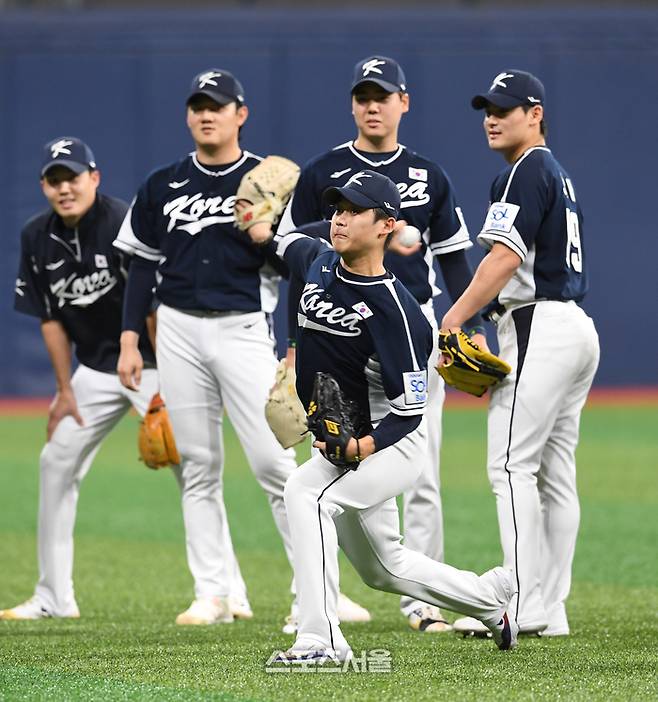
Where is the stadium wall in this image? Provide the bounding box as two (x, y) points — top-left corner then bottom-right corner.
(0, 8), (656, 394)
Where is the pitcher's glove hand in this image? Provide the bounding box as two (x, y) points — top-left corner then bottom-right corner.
(437, 330), (512, 397)
(265, 359), (308, 448)
(307, 372), (365, 469)
(234, 155), (300, 231)
(138, 393), (181, 469)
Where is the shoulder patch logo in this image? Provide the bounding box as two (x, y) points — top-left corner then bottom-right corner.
(483, 201), (520, 235)
(403, 370), (427, 405)
(352, 301), (373, 319)
(408, 167), (427, 182)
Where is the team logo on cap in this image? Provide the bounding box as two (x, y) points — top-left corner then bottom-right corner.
(490, 72), (514, 90)
(198, 71), (222, 88)
(345, 171), (372, 187)
(50, 139), (74, 158)
(362, 59), (386, 77)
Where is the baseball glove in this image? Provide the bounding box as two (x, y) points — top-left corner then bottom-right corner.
(234, 155), (300, 231)
(138, 393), (181, 469)
(307, 372), (366, 469)
(437, 330), (512, 397)
(265, 359), (308, 449)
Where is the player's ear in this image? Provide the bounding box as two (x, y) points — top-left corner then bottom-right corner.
(236, 104), (249, 126)
(529, 105), (543, 126)
(400, 92), (410, 114)
(89, 169), (101, 188)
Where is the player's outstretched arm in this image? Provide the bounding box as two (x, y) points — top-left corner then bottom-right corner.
(40, 319), (84, 440)
(118, 331), (143, 391)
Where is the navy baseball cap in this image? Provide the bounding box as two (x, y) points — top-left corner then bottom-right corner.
(323, 170), (401, 219)
(351, 56), (407, 94)
(187, 69), (245, 106)
(471, 70), (545, 110)
(41, 137), (97, 177)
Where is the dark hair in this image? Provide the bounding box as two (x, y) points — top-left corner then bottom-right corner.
(522, 104), (547, 136)
(373, 207), (396, 248)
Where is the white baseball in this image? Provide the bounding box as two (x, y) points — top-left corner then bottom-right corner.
(397, 225), (421, 247)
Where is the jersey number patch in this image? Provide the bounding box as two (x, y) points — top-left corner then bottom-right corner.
(565, 209), (583, 273)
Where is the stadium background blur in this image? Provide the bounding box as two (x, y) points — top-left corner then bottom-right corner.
(0, 1), (656, 394)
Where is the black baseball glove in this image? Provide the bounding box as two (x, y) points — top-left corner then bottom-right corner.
(307, 372), (366, 469)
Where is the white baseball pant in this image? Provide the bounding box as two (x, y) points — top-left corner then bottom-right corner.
(284, 419), (511, 653)
(488, 300), (599, 632)
(36, 363), (158, 615)
(156, 304), (296, 600)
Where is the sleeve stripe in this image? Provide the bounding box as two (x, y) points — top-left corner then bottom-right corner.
(113, 203), (162, 260)
(477, 228), (527, 260)
(383, 280), (420, 371)
(275, 231), (327, 257)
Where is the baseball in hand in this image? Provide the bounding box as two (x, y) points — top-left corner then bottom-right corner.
(397, 225), (421, 247)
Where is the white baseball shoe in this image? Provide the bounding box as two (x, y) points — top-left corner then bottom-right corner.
(337, 592), (371, 622)
(282, 593), (370, 634)
(228, 596), (253, 620)
(271, 639), (353, 665)
(452, 615), (490, 637)
(175, 597), (234, 625)
(0, 596), (79, 621)
(407, 605), (453, 633)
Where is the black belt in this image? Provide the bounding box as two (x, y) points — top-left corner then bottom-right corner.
(176, 308), (244, 318)
(484, 299), (558, 324)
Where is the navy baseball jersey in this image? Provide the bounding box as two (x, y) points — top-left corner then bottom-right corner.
(478, 146), (588, 306)
(114, 151), (284, 313)
(15, 194), (155, 372)
(279, 142), (471, 304)
(277, 231), (433, 451)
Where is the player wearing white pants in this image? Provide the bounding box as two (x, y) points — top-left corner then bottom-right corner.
(244, 170), (518, 661)
(116, 69), (300, 624)
(155, 304), (295, 601)
(279, 55), (488, 632)
(443, 70), (600, 637)
(2, 136), (165, 620)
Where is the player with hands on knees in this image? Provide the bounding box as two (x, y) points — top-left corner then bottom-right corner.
(442, 70), (600, 639)
(244, 170), (519, 663)
(1, 137), (158, 622)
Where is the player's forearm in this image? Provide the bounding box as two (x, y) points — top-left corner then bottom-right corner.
(40, 320), (74, 391)
(442, 244), (520, 328)
(437, 250), (486, 335)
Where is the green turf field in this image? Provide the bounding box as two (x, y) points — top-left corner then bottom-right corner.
(0, 405), (656, 701)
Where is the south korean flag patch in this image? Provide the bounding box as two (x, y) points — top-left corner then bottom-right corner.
(352, 301), (373, 319)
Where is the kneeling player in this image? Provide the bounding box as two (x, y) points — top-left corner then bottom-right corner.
(244, 170), (518, 661)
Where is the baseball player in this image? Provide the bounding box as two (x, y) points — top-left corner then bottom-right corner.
(114, 68), (362, 626)
(245, 171), (518, 661)
(0, 137), (159, 620)
(441, 70), (600, 637)
(277, 56), (487, 633)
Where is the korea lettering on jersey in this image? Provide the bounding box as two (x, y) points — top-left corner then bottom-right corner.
(478, 146), (588, 306)
(14, 194), (154, 373)
(114, 152), (281, 313)
(276, 231), (432, 431)
(281, 142), (472, 303)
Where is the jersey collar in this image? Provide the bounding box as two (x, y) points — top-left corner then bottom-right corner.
(191, 150), (254, 177)
(336, 261), (395, 286)
(347, 141), (405, 167)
